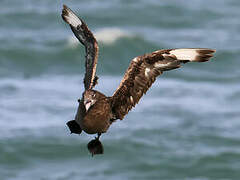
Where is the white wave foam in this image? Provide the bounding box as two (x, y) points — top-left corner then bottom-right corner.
(67, 36), (79, 47)
(67, 27), (132, 47)
(94, 27), (131, 44)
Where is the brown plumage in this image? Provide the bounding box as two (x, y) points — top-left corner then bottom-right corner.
(62, 5), (216, 156)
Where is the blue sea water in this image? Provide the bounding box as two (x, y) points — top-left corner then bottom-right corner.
(0, 0), (240, 179)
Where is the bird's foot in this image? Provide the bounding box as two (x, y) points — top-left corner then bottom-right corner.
(87, 133), (104, 156)
(66, 120), (82, 134)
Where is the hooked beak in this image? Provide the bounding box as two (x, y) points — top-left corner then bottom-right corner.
(84, 100), (92, 111)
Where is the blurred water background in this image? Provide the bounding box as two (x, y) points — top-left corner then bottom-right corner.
(0, 0), (240, 179)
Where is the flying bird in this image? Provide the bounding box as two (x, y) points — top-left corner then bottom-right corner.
(61, 5), (216, 156)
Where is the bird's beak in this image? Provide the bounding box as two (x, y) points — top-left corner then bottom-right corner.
(84, 100), (92, 111)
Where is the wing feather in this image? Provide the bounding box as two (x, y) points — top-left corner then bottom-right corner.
(111, 48), (216, 120)
(62, 5), (98, 90)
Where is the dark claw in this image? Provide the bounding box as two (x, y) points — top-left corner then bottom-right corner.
(66, 120), (82, 134)
(87, 138), (104, 156)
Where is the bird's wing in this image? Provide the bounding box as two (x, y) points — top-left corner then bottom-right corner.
(62, 5), (98, 90)
(111, 48), (216, 120)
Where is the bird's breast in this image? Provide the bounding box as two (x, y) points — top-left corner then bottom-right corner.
(80, 98), (112, 134)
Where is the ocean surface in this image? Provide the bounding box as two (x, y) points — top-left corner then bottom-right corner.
(0, 0), (240, 179)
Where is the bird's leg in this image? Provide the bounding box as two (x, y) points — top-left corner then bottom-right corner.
(87, 133), (104, 156)
(66, 120), (82, 134)
(97, 133), (101, 139)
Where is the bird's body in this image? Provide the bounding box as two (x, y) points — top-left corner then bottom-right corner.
(61, 5), (216, 156)
(77, 90), (113, 134)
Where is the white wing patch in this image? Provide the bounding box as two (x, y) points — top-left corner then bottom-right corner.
(154, 62), (172, 68)
(62, 6), (82, 28)
(130, 96), (134, 104)
(170, 49), (198, 61)
(133, 57), (139, 62)
(144, 67), (151, 77)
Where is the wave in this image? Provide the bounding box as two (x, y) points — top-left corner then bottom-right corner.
(94, 27), (133, 44)
(67, 27), (133, 47)
(0, 75), (239, 135)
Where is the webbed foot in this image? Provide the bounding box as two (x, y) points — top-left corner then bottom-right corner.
(66, 120), (82, 134)
(87, 133), (104, 156)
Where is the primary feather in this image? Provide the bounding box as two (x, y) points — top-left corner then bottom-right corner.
(62, 5), (99, 90)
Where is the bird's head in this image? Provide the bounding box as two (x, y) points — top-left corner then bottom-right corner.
(83, 90), (98, 111)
